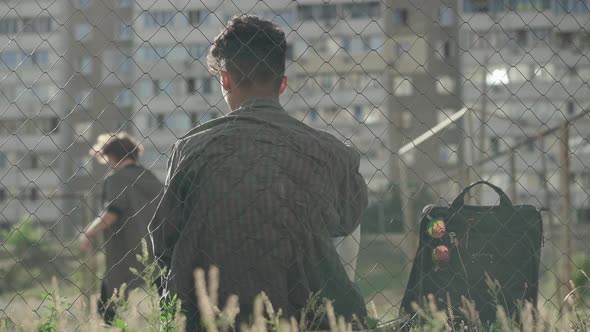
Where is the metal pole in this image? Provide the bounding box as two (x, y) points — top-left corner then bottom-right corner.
(540, 137), (553, 225)
(509, 150), (517, 202)
(398, 158), (417, 264)
(477, 56), (490, 204)
(429, 108), (590, 186)
(467, 109), (476, 203)
(559, 122), (571, 313)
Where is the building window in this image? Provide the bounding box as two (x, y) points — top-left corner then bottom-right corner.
(443, 41), (453, 59)
(117, 22), (131, 40)
(525, 139), (535, 152)
(464, 0), (489, 13)
(148, 113), (164, 129)
(513, 0), (551, 11)
(75, 24), (92, 41)
(190, 112), (199, 126)
(320, 4), (337, 20)
(0, 18), (18, 35)
(79, 56), (92, 74)
(188, 43), (208, 60)
(435, 6), (454, 27)
(567, 66), (578, 81)
(79, 0), (92, 9)
(24, 154), (39, 169)
(364, 36), (383, 51)
(119, 57), (132, 76)
(353, 105), (364, 121)
(364, 2), (381, 19)
(201, 110), (218, 122)
(0, 152), (6, 169)
(490, 137), (500, 154)
(515, 29), (529, 48)
(116, 0), (132, 7)
(33, 17), (52, 33)
(309, 108), (318, 123)
(486, 66), (510, 86)
(30, 49), (49, 67)
(32, 84), (50, 103)
(149, 78), (174, 96)
(344, 2), (381, 19)
(396, 42), (411, 57)
(439, 144), (458, 164)
(557, 31), (574, 49)
(115, 89), (133, 107)
(29, 188), (39, 201)
(439, 145), (451, 162)
(393, 8), (408, 26)
(1, 50), (20, 69)
(186, 78), (196, 94)
(325, 107), (338, 118)
(436, 76), (456, 94)
(139, 46), (156, 62)
(74, 157), (92, 177)
(573, 0), (590, 13)
(567, 99), (576, 115)
(298, 5), (313, 21)
(401, 110), (413, 128)
(165, 111), (192, 130)
(144, 11), (176, 28)
(49, 117), (59, 134)
(318, 74), (335, 91)
(201, 77), (212, 94)
(188, 10), (203, 26)
(138, 79), (153, 98)
(393, 77), (413, 96)
(22, 18), (35, 33)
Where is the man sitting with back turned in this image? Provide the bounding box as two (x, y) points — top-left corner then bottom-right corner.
(149, 15), (368, 330)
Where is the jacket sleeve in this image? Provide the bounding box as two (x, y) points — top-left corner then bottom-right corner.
(332, 145), (368, 237)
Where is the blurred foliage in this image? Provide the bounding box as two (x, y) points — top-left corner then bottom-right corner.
(362, 186), (435, 234)
(0, 215), (45, 257)
(0, 215), (63, 293)
(572, 253), (590, 300)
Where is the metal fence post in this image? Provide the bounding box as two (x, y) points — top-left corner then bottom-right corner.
(509, 150), (517, 202)
(559, 121), (572, 314)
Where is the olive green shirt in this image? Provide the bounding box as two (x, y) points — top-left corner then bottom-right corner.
(102, 164), (163, 297)
(150, 97), (368, 326)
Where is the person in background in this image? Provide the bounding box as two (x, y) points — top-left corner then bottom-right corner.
(150, 15), (368, 331)
(80, 132), (163, 325)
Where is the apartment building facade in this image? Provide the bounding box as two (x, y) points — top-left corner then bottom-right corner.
(458, 0), (590, 214)
(0, 0), (68, 228)
(130, 0), (464, 200)
(0, 0), (465, 233)
(0, 0), (134, 238)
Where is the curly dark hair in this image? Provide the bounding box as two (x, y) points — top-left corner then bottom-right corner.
(91, 132), (143, 164)
(208, 15), (287, 92)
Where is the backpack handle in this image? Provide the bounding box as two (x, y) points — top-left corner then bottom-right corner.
(450, 180), (513, 210)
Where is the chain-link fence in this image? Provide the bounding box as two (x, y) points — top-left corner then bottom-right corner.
(0, 0), (589, 329)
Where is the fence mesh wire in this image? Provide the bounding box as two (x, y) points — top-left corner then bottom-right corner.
(0, 0), (589, 329)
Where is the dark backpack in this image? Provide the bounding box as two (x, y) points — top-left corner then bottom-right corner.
(400, 181), (543, 327)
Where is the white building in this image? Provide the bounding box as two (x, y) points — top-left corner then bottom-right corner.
(0, 0), (136, 238)
(459, 0), (590, 215)
(0, 0), (68, 226)
(128, 0), (466, 205)
(0, 0), (466, 233)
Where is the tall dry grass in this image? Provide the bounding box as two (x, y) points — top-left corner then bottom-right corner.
(1, 239), (590, 331)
